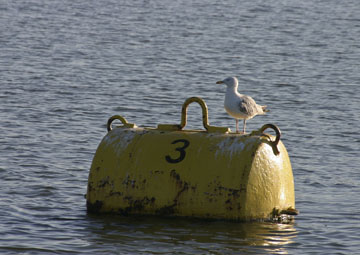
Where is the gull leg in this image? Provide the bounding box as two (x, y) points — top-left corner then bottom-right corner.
(236, 119), (239, 133)
(243, 119), (246, 134)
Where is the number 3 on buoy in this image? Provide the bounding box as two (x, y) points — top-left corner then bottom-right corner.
(165, 139), (190, 164)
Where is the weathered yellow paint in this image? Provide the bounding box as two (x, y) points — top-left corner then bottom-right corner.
(86, 97), (297, 221)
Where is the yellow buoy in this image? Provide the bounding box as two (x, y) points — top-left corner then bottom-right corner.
(86, 97), (297, 221)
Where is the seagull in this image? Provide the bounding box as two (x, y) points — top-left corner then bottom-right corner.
(216, 77), (269, 134)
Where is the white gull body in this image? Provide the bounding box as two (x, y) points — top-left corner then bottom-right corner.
(216, 77), (268, 133)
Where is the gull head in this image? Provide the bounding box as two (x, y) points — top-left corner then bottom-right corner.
(216, 77), (238, 88)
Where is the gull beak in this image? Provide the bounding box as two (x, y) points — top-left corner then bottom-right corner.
(216, 80), (224, 84)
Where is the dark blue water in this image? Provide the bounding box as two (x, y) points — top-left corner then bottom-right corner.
(1, 0), (359, 254)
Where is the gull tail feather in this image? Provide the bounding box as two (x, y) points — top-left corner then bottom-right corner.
(262, 105), (269, 113)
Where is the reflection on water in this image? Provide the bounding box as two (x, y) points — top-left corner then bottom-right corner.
(85, 215), (297, 254)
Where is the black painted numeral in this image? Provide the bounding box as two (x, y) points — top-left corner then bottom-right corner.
(165, 139), (190, 164)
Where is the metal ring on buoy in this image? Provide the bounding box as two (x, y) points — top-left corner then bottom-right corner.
(157, 97), (229, 133)
(259, 123), (281, 155)
(107, 115), (129, 132)
(180, 97), (210, 131)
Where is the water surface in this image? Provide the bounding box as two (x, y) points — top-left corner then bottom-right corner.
(1, 0), (359, 254)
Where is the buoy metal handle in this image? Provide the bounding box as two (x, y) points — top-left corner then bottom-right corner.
(157, 97), (229, 133)
(258, 123), (281, 155)
(107, 115), (136, 132)
(180, 97), (209, 130)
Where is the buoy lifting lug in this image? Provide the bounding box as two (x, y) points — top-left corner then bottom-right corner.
(157, 97), (230, 133)
(107, 115), (136, 132)
(180, 97), (210, 130)
(256, 123), (281, 155)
